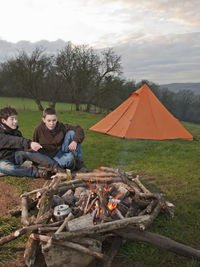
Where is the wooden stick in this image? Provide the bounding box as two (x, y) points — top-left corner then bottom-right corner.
(117, 170), (141, 195)
(56, 212), (74, 233)
(0, 224), (46, 246)
(24, 237), (39, 267)
(132, 175), (150, 193)
(50, 169), (72, 181)
(85, 197), (98, 214)
(98, 186), (108, 222)
(83, 194), (92, 214)
(21, 186), (49, 198)
(98, 166), (134, 179)
(38, 227), (59, 233)
(0, 220), (63, 246)
(34, 209), (53, 224)
(146, 200), (158, 214)
(21, 196), (30, 226)
(74, 172), (118, 178)
(55, 178), (123, 194)
(103, 236), (122, 267)
(36, 190), (53, 222)
(38, 221), (64, 233)
(142, 202), (161, 229)
(60, 177), (122, 186)
(42, 212), (74, 252)
(10, 198), (38, 217)
(54, 215), (152, 240)
(31, 234), (109, 261)
(138, 200), (158, 216)
(98, 166), (119, 173)
(20, 175), (64, 198)
(116, 229), (200, 261)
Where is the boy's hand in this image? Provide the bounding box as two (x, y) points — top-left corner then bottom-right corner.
(30, 142), (42, 151)
(68, 141), (77, 151)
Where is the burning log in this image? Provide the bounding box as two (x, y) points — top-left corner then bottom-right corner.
(85, 196), (98, 214)
(98, 186), (109, 222)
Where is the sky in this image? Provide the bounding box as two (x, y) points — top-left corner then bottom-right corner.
(0, 0), (200, 84)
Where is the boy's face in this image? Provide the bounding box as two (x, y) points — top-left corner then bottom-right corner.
(2, 115), (18, 129)
(42, 114), (58, 130)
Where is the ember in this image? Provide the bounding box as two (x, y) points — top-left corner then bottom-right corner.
(1, 166), (199, 266)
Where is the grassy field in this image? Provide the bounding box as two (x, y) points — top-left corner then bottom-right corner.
(0, 98), (200, 266)
(0, 96), (89, 112)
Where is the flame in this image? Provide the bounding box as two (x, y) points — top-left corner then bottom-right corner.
(107, 193), (121, 210)
(94, 200), (102, 215)
(86, 176), (122, 217)
(107, 201), (117, 210)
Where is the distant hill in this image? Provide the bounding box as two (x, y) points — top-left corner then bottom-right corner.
(159, 83), (200, 95)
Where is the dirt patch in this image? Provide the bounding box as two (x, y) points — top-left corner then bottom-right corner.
(0, 178), (46, 218)
(0, 181), (21, 217)
(2, 251), (26, 267)
(28, 177), (47, 191)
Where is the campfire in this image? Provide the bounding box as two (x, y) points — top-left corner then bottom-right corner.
(1, 166), (200, 267)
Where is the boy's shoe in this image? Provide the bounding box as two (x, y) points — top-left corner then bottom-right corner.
(78, 166), (89, 173)
(51, 165), (66, 174)
(37, 169), (52, 179)
(75, 159), (88, 173)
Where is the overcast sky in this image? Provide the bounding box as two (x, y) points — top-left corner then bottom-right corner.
(0, 0), (200, 84)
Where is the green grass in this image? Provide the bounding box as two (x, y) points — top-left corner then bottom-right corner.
(0, 96), (87, 112)
(0, 97), (200, 266)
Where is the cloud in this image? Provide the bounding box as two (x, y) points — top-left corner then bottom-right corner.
(83, 0), (200, 29)
(114, 32), (200, 83)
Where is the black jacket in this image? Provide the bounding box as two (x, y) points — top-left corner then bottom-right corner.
(0, 123), (31, 162)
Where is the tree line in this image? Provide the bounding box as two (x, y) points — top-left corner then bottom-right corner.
(0, 44), (199, 123)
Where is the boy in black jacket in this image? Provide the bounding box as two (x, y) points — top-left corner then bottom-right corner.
(0, 106), (53, 178)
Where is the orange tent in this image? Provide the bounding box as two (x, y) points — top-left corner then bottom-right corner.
(89, 84), (193, 140)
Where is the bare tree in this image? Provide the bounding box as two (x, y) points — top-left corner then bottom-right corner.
(56, 43), (100, 111)
(44, 65), (65, 109)
(5, 47), (53, 111)
(86, 48), (122, 112)
(56, 44), (122, 112)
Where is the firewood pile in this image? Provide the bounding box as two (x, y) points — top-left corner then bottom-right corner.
(1, 166), (200, 267)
